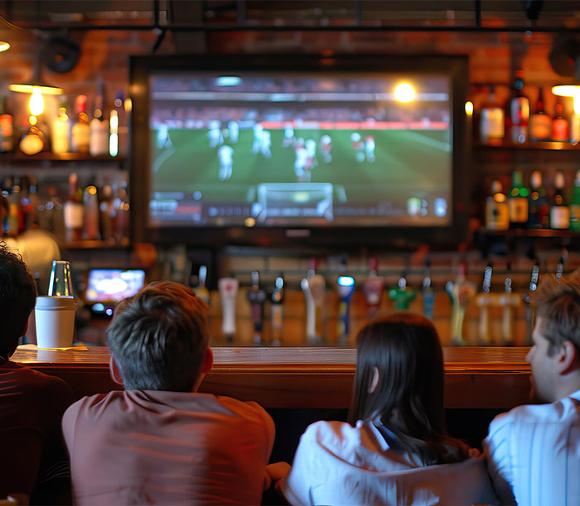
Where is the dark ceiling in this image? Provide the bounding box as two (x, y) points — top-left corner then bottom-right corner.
(1, 0), (579, 32)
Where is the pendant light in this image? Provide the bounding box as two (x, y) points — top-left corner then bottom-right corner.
(9, 47), (62, 96)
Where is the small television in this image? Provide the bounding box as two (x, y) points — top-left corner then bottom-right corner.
(130, 55), (469, 247)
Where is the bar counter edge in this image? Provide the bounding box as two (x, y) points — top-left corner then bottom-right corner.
(12, 346), (531, 410)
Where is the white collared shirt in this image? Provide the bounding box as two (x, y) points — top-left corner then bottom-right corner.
(281, 420), (497, 506)
(484, 390), (580, 506)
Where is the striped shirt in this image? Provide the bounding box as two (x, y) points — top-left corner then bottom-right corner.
(484, 390), (580, 506)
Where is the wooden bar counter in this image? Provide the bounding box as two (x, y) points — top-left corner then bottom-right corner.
(12, 346), (531, 410)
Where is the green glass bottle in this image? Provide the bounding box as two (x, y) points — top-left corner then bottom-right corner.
(571, 170), (580, 232)
(509, 170), (529, 229)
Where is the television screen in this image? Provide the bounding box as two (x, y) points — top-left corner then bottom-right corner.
(148, 71), (453, 228)
(85, 269), (146, 303)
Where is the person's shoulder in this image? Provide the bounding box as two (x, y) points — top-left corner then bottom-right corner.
(64, 390), (124, 421)
(214, 395), (271, 422)
(7, 363), (71, 396)
(301, 420), (358, 447)
(489, 399), (571, 436)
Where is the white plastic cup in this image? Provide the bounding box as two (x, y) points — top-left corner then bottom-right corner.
(35, 296), (77, 349)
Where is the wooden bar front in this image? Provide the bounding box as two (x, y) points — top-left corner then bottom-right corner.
(12, 346), (531, 410)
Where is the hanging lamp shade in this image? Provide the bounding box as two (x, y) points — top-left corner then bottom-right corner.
(0, 40), (10, 52)
(9, 51), (62, 95)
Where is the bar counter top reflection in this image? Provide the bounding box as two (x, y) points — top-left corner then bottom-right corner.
(12, 345), (531, 410)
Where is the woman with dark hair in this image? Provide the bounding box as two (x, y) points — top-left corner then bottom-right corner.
(281, 313), (497, 505)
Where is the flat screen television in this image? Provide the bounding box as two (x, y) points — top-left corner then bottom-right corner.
(130, 55), (469, 247)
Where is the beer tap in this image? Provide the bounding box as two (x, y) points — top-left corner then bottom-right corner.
(218, 277), (238, 343)
(445, 260), (476, 346)
(499, 262), (520, 346)
(191, 265), (210, 306)
(270, 274), (285, 346)
(301, 259), (326, 344)
(555, 249), (567, 281)
(388, 270), (416, 311)
(522, 261), (540, 344)
(421, 258), (435, 320)
(362, 256), (384, 318)
(336, 274), (356, 344)
(476, 262), (494, 345)
(247, 271), (266, 345)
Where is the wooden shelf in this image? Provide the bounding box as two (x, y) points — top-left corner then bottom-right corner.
(474, 141), (580, 151)
(0, 153), (126, 163)
(478, 228), (579, 239)
(62, 240), (130, 250)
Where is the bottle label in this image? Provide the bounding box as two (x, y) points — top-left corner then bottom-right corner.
(530, 115), (551, 141)
(0, 114), (13, 152)
(509, 198), (528, 223)
(552, 119), (570, 142)
(550, 206), (570, 229)
(71, 124), (90, 152)
(486, 201), (509, 230)
(510, 98), (530, 125)
(480, 108), (505, 140)
(90, 120), (110, 156)
(64, 202), (84, 229)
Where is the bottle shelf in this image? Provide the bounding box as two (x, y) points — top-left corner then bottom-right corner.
(478, 227), (579, 239)
(0, 153), (126, 163)
(62, 240), (130, 250)
(474, 141), (580, 151)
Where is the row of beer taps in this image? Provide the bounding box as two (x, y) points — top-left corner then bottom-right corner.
(190, 252), (569, 346)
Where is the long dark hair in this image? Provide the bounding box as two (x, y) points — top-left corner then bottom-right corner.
(348, 313), (469, 466)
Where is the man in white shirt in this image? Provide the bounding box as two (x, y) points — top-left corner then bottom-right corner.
(484, 272), (580, 506)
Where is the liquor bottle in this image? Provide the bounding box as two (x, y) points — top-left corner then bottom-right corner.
(19, 116), (47, 156)
(0, 95), (13, 153)
(485, 179), (509, 231)
(480, 85), (504, 145)
(6, 177), (22, 236)
(529, 88), (551, 142)
(528, 170), (549, 229)
(508, 171), (529, 228)
(509, 72), (530, 144)
(38, 185), (65, 241)
(71, 95), (90, 153)
(113, 183), (130, 244)
(570, 170), (580, 232)
(63, 173), (84, 243)
(51, 96), (70, 154)
(551, 98), (570, 142)
(99, 183), (115, 243)
(83, 184), (101, 240)
(550, 171), (570, 230)
(89, 82), (109, 156)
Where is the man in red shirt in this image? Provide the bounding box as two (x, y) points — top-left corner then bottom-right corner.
(0, 243), (73, 499)
(63, 281), (275, 505)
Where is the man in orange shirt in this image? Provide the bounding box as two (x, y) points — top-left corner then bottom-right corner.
(63, 281), (275, 505)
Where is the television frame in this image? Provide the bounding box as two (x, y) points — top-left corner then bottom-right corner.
(130, 54), (470, 249)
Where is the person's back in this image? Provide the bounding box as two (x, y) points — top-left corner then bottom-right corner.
(284, 419), (494, 506)
(64, 390), (273, 505)
(485, 274), (580, 506)
(282, 314), (497, 506)
(63, 282), (275, 505)
(0, 242), (72, 498)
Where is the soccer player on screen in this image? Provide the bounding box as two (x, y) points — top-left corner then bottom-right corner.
(252, 123), (264, 154)
(208, 120), (223, 148)
(228, 121), (239, 144)
(283, 124), (295, 147)
(351, 132), (365, 162)
(294, 141), (308, 181)
(261, 130), (272, 158)
(305, 139), (318, 173)
(218, 144), (234, 181)
(365, 135), (376, 162)
(320, 135), (332, 164)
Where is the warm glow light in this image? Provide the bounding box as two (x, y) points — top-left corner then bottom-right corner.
(29, 88), (44, 116)
(109, 110), (119, 157)
(9, 83), (63, 95)
(465, 101), (474, 116)
(393, 82), (416, 103)
(552, 85), (580, 98)
(0, 41), (10, 53)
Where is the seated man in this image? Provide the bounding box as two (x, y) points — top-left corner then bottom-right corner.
(0, 243), (73, 499)
(63, 281), (275, 505)
(485, 272), (580, 505)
